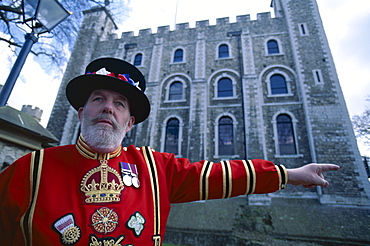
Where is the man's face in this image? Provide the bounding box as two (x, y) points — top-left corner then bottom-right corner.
(78, 89), (135, 153)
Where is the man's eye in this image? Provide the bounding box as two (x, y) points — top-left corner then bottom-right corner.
(93, 97), (103, 101)
(116, 102), (124, 107)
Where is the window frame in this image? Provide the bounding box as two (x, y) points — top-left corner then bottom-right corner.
(213, 73), (238, 100)
(168, 81), (184, 101)
(265, 37), (284, 56)
(218, 44), (229, 58)
(164, 77), (187, 103)
(217, 77), (233, 98)
(299, 23), (309, 36)
(272, 112), (302, 158)
(215, 42), (233, 60)
(267, 40), (279, 54)
(270, 74), (288, 95)
(164, 118), (180, 155)
(173, 49), (184, 63)
(312, 69), (324, 85)
(218, 116), (234, 156)
(265, 70), (293, 97)
(171, 47), (186, 64)
(133, 53), (143, 66)
(160, 116), (183, 157)
(214, 114), (239, 159)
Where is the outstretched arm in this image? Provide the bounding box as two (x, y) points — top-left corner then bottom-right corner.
(287, 163), (340, 188)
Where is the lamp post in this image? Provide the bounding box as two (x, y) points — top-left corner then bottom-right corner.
(0, 0), (71, 106)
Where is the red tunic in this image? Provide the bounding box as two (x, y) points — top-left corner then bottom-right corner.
(0, 137), (287, 246)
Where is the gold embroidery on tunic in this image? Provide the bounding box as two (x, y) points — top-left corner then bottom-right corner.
(81, 160), (124, 203)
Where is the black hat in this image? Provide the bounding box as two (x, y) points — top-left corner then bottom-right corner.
(66, 58), (150, 124)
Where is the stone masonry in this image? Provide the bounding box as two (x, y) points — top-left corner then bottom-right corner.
(47, 0), (370, 244)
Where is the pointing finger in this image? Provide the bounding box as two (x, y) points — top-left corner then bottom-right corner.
(316, 164), (340, 172)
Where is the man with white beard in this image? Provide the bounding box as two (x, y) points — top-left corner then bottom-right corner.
(0, 58), (340, 245)
(79, 89), (135, 153)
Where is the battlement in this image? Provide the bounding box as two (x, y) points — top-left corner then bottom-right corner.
(216, 17), (229, 25)
(157, 25), (170, 34)
(119, 11), (274, 38)
(195, 20), (209, 28)
(138, 28), (152, 36)
(236, 14), (251, 22)
(21, 105), (43, 122)
(257, 12), (272, 20)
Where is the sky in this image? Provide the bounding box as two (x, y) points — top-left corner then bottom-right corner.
(0, 0), (369, 154)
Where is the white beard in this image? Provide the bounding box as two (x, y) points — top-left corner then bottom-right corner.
(80, 112), (128, 153)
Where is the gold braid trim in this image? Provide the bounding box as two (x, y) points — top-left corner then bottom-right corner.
(76, 134), (122, 160)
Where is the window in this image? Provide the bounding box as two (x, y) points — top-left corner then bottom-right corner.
(133, 53), (142, 66)
(270, 74), (288, 94)
(165, 118), (180, 154)
(299, 23), (309, 36)
(313, 69), (323, 84)
(300, 24), (306, 35)
(267, 40), (279, 54)
(219, 117), (234, 155)
(169, 81), (183, 100)
(217, 78), (233, 97)
(277, 114), (297, 155)
(173, 49), (183, 62)
(218, 44), (229, 58)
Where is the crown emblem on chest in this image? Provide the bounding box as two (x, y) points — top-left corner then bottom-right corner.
(80, 160), (124, 203)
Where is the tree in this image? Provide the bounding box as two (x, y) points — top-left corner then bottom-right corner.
(352, 97), (370, 151)
(0, 0), (129, 74)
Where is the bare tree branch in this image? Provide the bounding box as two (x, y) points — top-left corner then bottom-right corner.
(0, 4), (22, 15)
(0, 36), (21, 47)
(352, 96), (370, 152)
(1, 0), (129, 76)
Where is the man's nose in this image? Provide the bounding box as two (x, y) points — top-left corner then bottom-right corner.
(102, 101), (114, 114)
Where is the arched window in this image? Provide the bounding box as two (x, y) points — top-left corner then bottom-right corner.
(217, 78), (233, 97)
(219, 116), (234, 155)
(218, 44), (229, 58)
(133, 53), (142, 66)
(277, 114), (297, 155)
(169, 81), (183, 100)
(270, 74), (288, 94)
(267, 40), (279, 54)
(165, 118), (180, 154)
(173, 49), (183, 62)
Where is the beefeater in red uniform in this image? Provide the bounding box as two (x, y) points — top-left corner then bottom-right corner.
(0, 58), (339, 245)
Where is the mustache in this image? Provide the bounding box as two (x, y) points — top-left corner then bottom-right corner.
(91, 113), (119, 128)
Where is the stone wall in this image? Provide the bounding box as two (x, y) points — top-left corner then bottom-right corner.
(165, 196), (370, 245)
(0, 141), (30, 171)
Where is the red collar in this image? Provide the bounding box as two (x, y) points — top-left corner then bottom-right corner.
(76, 134), (122, 160)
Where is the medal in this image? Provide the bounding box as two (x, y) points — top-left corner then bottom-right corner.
(54, 214), (81, 245)
(123, 174), (132, 186)
(132, 176), (140, 188)
(120, 162), (140, 188)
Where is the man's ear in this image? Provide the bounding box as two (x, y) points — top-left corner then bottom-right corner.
(77, 107), (84, 121)
(126, 116), (135, 133)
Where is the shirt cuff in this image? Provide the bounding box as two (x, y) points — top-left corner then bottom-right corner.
(276, 164), (288, 189)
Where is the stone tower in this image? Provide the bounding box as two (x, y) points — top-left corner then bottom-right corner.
(47, 0), (370, 244)
(47, 7), (117, 143)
